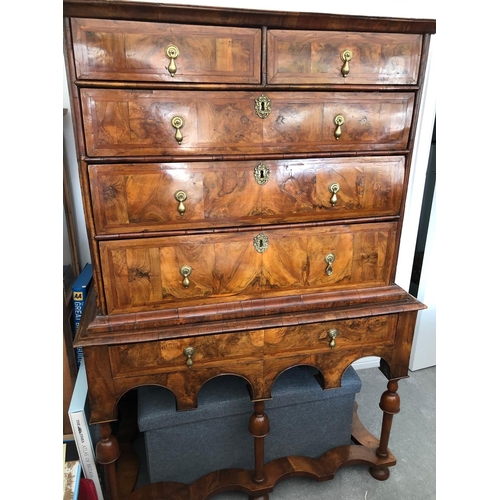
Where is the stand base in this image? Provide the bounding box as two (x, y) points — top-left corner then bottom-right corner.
(119, 404), (396, 500)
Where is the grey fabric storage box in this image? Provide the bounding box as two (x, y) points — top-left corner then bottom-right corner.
(137, 365), (361, 485)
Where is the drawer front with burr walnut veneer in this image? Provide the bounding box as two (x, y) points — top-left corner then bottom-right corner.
(64, 2), (434, 499)
(81, 89), (414, 157)
(89, 156), (405, 234)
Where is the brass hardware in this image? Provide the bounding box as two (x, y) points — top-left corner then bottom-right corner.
(329, 183), (340, 206)
(165, 44), (180, 77)
(325, 253), (335, 276)
(180, 265), (192, 288)
(341, 50), (352, 78)
(175, 190), (187, 216)
(254, 163), (270, 185)
(183, 346), (195, 368)
(254, 94), (271, 119)
(253, 233), (269, 253)
(171, 116), (184, 144)
(333, 114), (345, 140)
(328, 329), (338, 349)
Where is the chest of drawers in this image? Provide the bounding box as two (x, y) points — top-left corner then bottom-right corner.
(63, 1), (435, 498)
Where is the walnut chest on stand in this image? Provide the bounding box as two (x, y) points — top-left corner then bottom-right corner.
(63, 1), (435, 498)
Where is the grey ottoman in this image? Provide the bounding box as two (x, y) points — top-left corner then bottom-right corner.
(137, 365), (361, 485)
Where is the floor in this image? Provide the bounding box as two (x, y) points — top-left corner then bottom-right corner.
(124, 365), (436, 500)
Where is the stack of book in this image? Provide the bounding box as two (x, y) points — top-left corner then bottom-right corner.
(68, 359), (104, 500)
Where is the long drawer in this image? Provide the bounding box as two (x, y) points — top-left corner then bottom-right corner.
(81, 89), (414, 157)
(108, 314), (396, 378)
(71, 18), (261, 83)
(89, 156), (405, 235)
(99, 221), (397, 314)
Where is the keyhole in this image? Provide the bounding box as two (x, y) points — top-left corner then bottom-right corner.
(259, 239), (263, 248)
(261, 102), (265, 111)
(260, 170), (264, 179)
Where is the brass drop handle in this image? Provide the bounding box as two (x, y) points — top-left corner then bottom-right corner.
(329, 183), (340, 206)
(341, 50), (352, 78)
(183, 346), (195, 368)
(175, 190), (187, 216)
(325, 253), (335, 276)
(171, 116), (184, 144)
(334, 115), (345, 140)
(328, 329), (338, 349)
(180, 265), (192, 288)
(165, 44), (180, 77)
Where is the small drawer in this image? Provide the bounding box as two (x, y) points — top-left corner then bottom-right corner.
(267, 30), (422, 85)
(109, 330), (264, 378)
(81, 89), (414, 157)
(71, 18), (261, 83)
(89, 156), (405, 235)
(264, 315), (397, 356)
(99, 222), (397, 314)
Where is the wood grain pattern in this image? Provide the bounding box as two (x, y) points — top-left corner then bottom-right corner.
(268, 30), (422, 85)
(71, 18), (261, 83)
(81, 89), (414, 157)
(109, 330), (264, 378)
(107, 314), (394, 381)
(89, 156), (405, 235)
(99, 222), (397, 314)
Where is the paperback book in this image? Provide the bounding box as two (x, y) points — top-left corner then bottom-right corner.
(68, 359), (105, 500)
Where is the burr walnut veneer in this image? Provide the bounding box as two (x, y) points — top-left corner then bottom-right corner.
(63, 1), (435, 498)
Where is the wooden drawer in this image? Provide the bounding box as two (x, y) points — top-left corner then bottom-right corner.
(81, 89), (414, 157)
(109, 330), (264, 378)
(108, 314), (396, 378)
(264, 314), (397, 356)
(71, 18), (261, 83)
(267, 30), (422, 85)
(99, 222), (397, 314)
(89, 156), (405, 235)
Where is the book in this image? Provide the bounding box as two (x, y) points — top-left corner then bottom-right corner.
(68, 359), (105, 500)
(72, 263), (93, 367)
(63, 459), (81, 500)
(79, 478), (99, 500)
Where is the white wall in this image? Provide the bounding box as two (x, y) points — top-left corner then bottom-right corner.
(63, 62), (92, 267)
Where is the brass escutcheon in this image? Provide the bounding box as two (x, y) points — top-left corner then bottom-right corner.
(334, 114), (345, 141)
(329, 183), (340, 206)
(165, 44), (180, 77)
(253, 233), (269, 253)
(175, 190), (187, 216)
(341, 50), (352, 78)
(254, 162), (270, 185)
(183, 346), (195, 368)
(254, 94), (271, 119)
(328, 329), (338, 349)
(325, 253), (336, 276)
(171, 116), (184, 144)
(180, 265), (192, 288)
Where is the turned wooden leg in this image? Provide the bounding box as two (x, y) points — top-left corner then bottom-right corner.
(96, 423), (121, 500)
(369, 380), (400, 481)
(248, 401), (270, 499)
